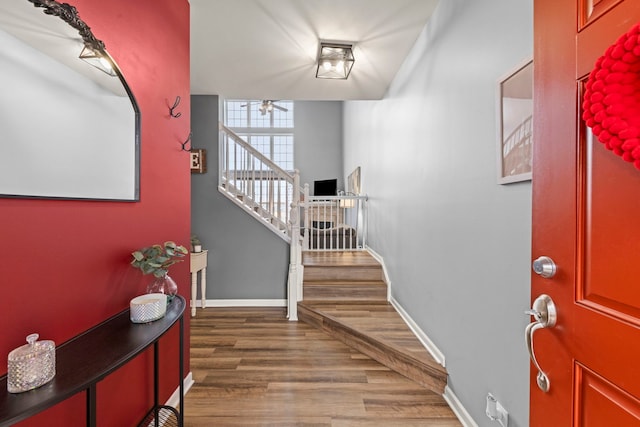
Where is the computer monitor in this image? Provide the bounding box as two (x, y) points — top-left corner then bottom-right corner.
(313, 179), (337, 196)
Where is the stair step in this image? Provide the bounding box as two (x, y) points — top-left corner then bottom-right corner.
(302, 251), (384, 281)
(303, 265), (384, 282)
(299, 250), (447, 394)
(298, 302), (447, 394)
(303, 280), (387, 302)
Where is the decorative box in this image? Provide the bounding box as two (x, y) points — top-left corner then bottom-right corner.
(7, 333), (56, 393)
(130, 293), (167, 323)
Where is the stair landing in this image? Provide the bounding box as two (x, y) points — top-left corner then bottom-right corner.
(298, 251), (448, 394)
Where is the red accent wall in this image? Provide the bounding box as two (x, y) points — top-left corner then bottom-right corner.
(0, 0), (191, 425)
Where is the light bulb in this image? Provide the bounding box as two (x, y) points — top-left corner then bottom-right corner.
(336, 60), (344, 70)
(323, 60), (332, 71)
(99, 57), (113, 72)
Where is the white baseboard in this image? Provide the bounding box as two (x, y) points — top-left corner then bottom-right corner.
(365, 246), (446, 367)
(443, 385), (479, 427)
(195, 299), (287, 308)
(166, 371), (194, 408)
(389, 296), (446, 367)
(364, 248), (474, 426)
(364, 246), (392, 299)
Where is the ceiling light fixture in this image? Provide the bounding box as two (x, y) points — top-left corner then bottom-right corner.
(316, 42), (355, 80)
(79, 45), (117, 76)
(259, 100), (274, 115)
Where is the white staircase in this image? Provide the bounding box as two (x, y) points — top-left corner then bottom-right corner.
(218, 123), (300, 241)
(217, 123), (368, 320)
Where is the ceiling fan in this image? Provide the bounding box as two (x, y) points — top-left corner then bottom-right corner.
(241, 100), (289, 115)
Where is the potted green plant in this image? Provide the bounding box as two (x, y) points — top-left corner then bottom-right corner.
(131, 241), (188, 298)
(191, 235), (202, 253)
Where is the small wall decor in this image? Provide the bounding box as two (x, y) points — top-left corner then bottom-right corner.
(347, 166), (361, 195)
(582, 23), (640, 170)
(496, 58), (533, 184)
(190, 148), (207, 174)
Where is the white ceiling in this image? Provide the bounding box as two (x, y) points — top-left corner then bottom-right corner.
(190, 0), (439, 100)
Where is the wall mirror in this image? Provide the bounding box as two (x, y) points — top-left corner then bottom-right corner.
(0, 0), (140, 200)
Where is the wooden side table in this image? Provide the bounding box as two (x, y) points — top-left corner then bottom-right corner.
(190, 250), (208, 317)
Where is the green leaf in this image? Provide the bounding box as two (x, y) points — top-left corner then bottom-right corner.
(130, 240), (188, 277)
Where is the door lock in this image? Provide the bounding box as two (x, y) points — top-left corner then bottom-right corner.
(532, 256), (557, 278)
(525, 294), (557, 392)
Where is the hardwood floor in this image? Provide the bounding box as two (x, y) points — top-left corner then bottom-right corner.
(299, 251), (448, 394)
(185, 307), (461, 426)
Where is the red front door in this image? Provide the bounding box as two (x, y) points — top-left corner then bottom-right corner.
(532, 0), (640, 425)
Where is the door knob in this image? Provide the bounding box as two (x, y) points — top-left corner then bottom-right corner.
(525, 294), (557, 392)
(532, 256), (557, 278)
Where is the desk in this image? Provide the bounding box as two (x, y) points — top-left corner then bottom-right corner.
(0, 296), (185, 427)
(190, 250), (208, 317)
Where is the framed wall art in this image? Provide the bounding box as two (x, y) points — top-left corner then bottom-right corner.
(347, 166), (361, 195)
(496, 58), (533, 184)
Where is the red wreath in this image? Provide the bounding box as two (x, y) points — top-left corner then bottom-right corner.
(582, 22), (640, 170)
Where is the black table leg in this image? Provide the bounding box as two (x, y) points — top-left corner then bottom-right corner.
(179, 315), (184, 426)
(154, 341), (159, 427)
(87, 384), (96, 427)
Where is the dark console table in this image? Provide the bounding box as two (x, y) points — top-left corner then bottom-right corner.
(0, 295), (185, 427)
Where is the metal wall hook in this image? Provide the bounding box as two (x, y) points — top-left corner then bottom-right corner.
(180, 131), (192, 151)
(169, 96), (182, 118)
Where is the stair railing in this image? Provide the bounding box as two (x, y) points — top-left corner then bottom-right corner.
(219, 123), (303, 320)
(287, 172), (302, 321)
(219, 123), (302, 239)
(502, 115), (532, 175)
(218, 124), (368, 319)
(301, 184), (368, 252)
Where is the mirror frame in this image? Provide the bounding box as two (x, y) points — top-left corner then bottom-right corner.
(4, 0), (141, 201)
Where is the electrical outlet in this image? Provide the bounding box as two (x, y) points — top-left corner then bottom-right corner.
(486, 393), (508, 427)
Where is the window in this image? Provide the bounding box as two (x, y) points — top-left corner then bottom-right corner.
(224, 100), (294, 171)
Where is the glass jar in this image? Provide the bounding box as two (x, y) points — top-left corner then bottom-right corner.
(7, 333), (56, 393)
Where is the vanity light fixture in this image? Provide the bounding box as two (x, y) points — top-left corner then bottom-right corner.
(79, 45), (117, 76)
(316, 42), (355, 80)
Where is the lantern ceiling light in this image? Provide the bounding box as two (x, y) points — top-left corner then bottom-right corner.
(316, 42), (355, 80)
(79, 45), (116, 76)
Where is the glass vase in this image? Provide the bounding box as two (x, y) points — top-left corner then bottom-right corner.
(146, 273), (178, 302)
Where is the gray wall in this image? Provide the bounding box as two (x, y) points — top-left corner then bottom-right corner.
(191, 95), (289, 300)
(191, 96), (344, 301)
(343, 1), (532, 426)
(294, 101), (344, 192)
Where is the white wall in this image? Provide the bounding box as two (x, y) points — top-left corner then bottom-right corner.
(343, 1), (532, 425)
